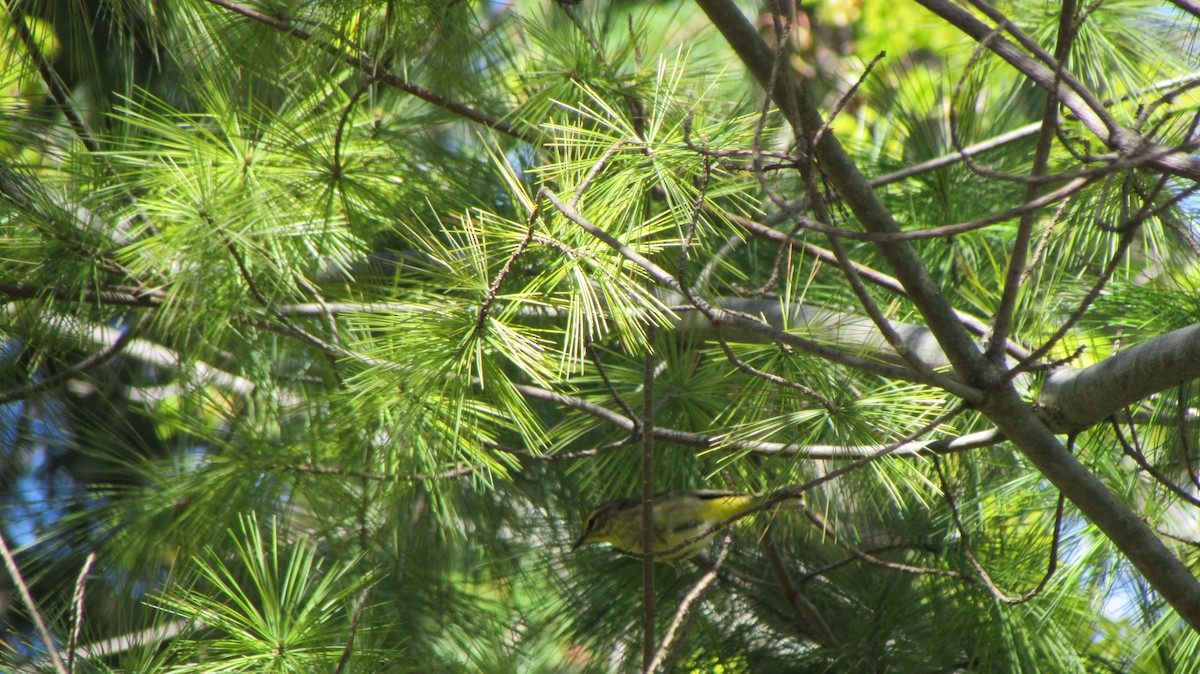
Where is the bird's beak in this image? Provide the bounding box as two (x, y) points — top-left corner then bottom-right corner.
(571, 532), (589, 551)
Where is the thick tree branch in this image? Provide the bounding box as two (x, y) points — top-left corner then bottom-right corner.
(1040, 324), (1200, 434)
(32, 274), (1191, 442)
(983, 386), (1200, 630)
(696, 0), (990, 386)
(1167, 0), (1200, 20)
(697, 0), (1200, 632)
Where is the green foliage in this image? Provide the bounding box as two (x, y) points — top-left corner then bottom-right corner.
(152, 515), (380, 673)
(2, 0), (1199, 671)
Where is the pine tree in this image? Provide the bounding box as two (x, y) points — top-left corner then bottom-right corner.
(2, 0), (1200, 671)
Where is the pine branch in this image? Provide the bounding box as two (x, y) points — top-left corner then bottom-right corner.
(698, 0), (1200, 633)
(201, 0), (541, 144)
(1042, 324), (1200, 433)
(0, 532), (69, 674)
(914, 0), (1200, 180)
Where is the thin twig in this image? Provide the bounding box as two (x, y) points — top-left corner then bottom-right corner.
(1007, 228), (1136, 379)
(755, 69), (1200, 202)
(711, 328), (838, 412)
(806, 508), (967, 581)
(1179, 385), (1200, 490)
(333, 587), (372, 674)
(676, 156), (713, 288)
(1111, 415), (1200, 507)
(586, 342), (640, 430)
(633, 405), (968, 562)
(647, 532), (733, 673)
(3, 0), (98, 152)
(640, 323), (657, 672)
(679, 150), (840, 410)
(222, 237), (345, 359)
(932, 455), (1065, 604)
(810, 50), (886, 149)
(282, 422), (1001, 488)
(0, 532), (70, 674)
(473, 213), (538, 340)
(745, 174), (1100, 243)
(762, 538), (839, 647)
(572, 142), (630, 209)
(987, 0), (1079, 359)
(331, 79), (375, 181)
(1018, 195), (1072, 285)
(1149, 521), (1200, 547)
(946, 28), (1042, 186)
(792, 542), (945, 584)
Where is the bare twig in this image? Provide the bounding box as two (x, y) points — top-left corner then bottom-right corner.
(636, 405), (968, 562)
(810, 50), (887, 149)
(987, 0), (1078, 360)
(1179, 385), (1200, 490)
(222, 237), (347, 363)
(711, 328), (839, 412)
(933, 456), (1064, 604)
(803, 509), (967, 581)
(586, 342), (640, 429)
(572, 142), (630, 209)
(0, 532), (70, 674)
(473, 214), (538, 340)
(3, 0), (98, 152)
(762, 539), (839, 647)
(647, 532), (734, 673)
(640, 323), (657, 672)
(792, 542), (948, 584)
(1008, 228), (1135, 379)
(1111, 415), (1200, 508)
(1149, 521), (1200, 547)
(331, 79), (375, 181)
(333, 587), (372, 674)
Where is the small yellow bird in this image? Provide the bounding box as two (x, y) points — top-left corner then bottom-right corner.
(572, 490), (776, 562)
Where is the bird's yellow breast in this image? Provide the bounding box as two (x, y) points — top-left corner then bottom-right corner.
(579, 491), (763, 562)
